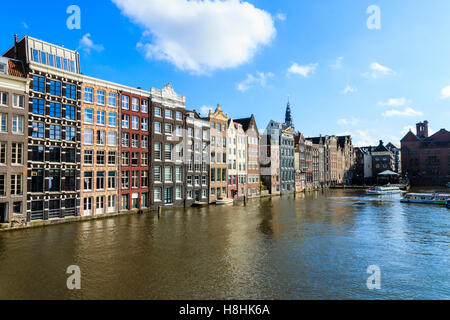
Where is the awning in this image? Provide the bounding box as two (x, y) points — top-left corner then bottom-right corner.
(378, 170), (400, 176)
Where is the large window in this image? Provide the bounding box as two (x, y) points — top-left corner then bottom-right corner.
(66, 84), (77, 100)
(32, 146), (44, 162)
(97, 150), (105, 165)
(122, 152), (129, 166)
(154, 167), (161, 182)
(32, 122), (44, 138)
(108, 93), (117, 107)
(122, 96), (129, 109)
(97, 110), (105, 125)
(65, 170), (76, 191)
(132, 152), (139, 166)
(132, 134), (139, 148)
(141, 135), (148, 149)
(108, 171), (116, 189)
(132, 116), (139, 130)
(0, 174), (6, 196)
(165, 167), (173, 182)
(65, 126), (76, 141)
(0, 114), (6, 132)
(11, 174), (22, 195)
(13, 94), (24, 108)
(122, 171), (129, 189)
(122, 114), (129, 128)
(96, 130), (105, 145)
(0, 92), (7, 106)
(84, 129), (94, 145)
(96, 172), (105, 190)
(0, 142), (5, 164)
(141, 118), (148, 131)
(66, 105), (76, 120)
(132, 98), (139, 111)
(49, 103), (61, 118)
(66, 148), (76, 163)
(165, 144), (172, 161)
(32, 99), (45, 115)
(141, 171), (148, 188)
(132, 171), (139, 188)
(50, 81), (61, 96)
(108, 151), (116, 165)
(108, 132), (117, 147)
(84, 172), (93, 190)
(84, 150), (93, 165)
(49, 125), (61, 140)
(32, 76), (45, 92)
(122, 133), (129, 147)
(164, 187), (173, 204)
(49, 147), (61, 162)
(141, 100), (148, 113)
(108, 112), (117, 127)
(49, 169), (61, 192)
(97, 90), (105, 105)
(154, 143), (161, 160)
(154, 188), (162, 202)
(141, 152), (148, 166)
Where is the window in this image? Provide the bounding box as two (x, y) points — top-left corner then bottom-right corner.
(202, 176), (207, 185)
(141, 152), (148, 166)
(132, 152), (139, 166)
(66, 84), (77, 100)
(84, 129), (94, 145)
(122, 114), (129, 128)
(84, 150), (93, 165)
(50, 81), (61, 96)
(122, 96), (129, 109)
(132, 116), (139, 130)
(122, 133), (129, 147)
(108, 112), (117, 127)
(132, 98), (139, 111)
(132, 134), (139, 148)
(122, 152), (130, 166)
(12, 115), (24, 134)
(96, 196), (105, 214)
(32, 99), (45, 115)
(0, 142), (5, 164)
(141, 118), (148, 131)
(32, 146), (44, 162)
(154, 107), (161, 117)
(31, 201), (44, 220)
(56, 56), (62, 69)
(96, 130), (105, 145)
(176, 186), (182, 200)
(11, 143), (23, 165)
(65, 126), (76, 142)
(165, 123), (173, 135)
(108, 151), (116, 165)
(122, 171), (130, 189)
(32, 76), (45, 92)
(141, 171), (148, 188)
(97, 90), (105, 105)
(154, 167), (161, 182)
(31, 170), (44, 193)
(176, 125), (182, 136)
(84, 172), (93, 190)
(41, 52), (47, 65)
(0, 92), (7, 106)
(165, 167), (173, 182)
(13, 202), (22, 215)
(108, 195), (116, 213)
(97, 172), (105, 190)
(108, 93), (117, 107)
(32, 122), (44, 138)
(66, 105), (76, 120)
(141, 100), (148, 113)
(0, 114), (6, 132)
(165, 109), (173, 119)
(66, 148), (76, 163)
(187, 176), (192, 185)
(165, 144), (172, 161)
(49, 147), (61, 162)
(164, 187), (173, 204)
(49, 169), (61, 192)
(85, 108), (94, 124)
(176, 167), (182, 182)
(155, 122), (161, 134)
(97, 110), (105, 125)
(154, 188), (162, 202)
(121, 195), (129, 210)
(49, 125), (61, 140)
(11, 174), (22, 195)
(108, 172), (116, 189)
(108, 132), (117, 146)
(140, 135), (148, 149)
(13, 94), (25, 108)
(176, 112), (182, 120)
(84, 88), (94, 103)
(154, 143), (162, 160)
(49, 103), (61, 118)
(65, 170), (76, 191)
(97, 150), (106, 165)
(0, 63), (6, 74)
(141, 193), (148, 208)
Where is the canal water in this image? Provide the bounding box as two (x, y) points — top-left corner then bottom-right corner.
(0, 189), (448, 300)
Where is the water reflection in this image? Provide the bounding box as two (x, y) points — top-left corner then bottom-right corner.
(0, 190), (448, 300)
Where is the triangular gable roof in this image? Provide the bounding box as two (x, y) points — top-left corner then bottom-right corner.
(426, 129), (450, 142)
(401, 131), (421, 143)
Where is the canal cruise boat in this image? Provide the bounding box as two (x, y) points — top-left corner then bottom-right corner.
(365, 186), (403, 195)
(401, 193), (450, 205)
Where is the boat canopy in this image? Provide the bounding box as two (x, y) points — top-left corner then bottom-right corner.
(378, 170), (400, 176)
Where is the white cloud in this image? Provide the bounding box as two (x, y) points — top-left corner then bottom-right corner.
(276, 13), (286, 21)
(401, 125), (415, 135)
(382, 107), (423, 117)
(330, 56), (343, 70)
(440, 86), (450, 99)
(378, 97), (407, 107)
(113, 0), (276, 74)
(79, 33), (104, 54)
(22, 22), (29, 29)
(341, 85), (357, 95)
(199, 105), (214, 117)
(363, 62), (396, 79)
(237, 71), (274, 92)
(337, 117), (360, 126)
(352, 130), (379, 147)
(287, 62), (318, 77)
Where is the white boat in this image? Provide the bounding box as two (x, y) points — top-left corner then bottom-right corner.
(215, 198), (233, 205)
(401, 193), (450, 205)
(365, 186), (403, 195)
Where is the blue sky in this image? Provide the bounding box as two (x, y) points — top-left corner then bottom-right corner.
(1, 0), (450, 146)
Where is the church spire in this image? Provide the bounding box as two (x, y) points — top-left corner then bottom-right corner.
(285, 99), (294, 128)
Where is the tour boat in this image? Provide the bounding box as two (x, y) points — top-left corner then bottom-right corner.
(365, 186), (403, 195)
(401, 193), (450, 205)
(215, 198), (234, 205)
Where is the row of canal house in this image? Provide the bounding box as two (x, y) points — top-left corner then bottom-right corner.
(0, 35), (268, 226)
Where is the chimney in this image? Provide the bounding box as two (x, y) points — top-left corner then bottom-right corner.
(13, 34), (18, 59)
(416, 120), (429, 139)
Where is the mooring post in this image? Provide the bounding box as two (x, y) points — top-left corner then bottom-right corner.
(158, 206), (162, 218)
(244, 196), (247, 206)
